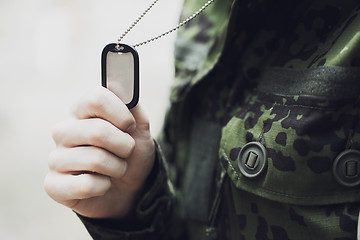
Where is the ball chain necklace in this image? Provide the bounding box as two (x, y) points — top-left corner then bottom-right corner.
(101, 0), (215, 108)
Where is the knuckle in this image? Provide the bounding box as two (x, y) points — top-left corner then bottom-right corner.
(76, 175), (110, 199)
(44, 173), (59, 200)
(88, 90), (107, 113)
(51, 120), (75, 144)
(43, 174), (53, 196)
(77, 177), (96, 198)
(89, 125), (108, 146)
(51, 122), (66, 143)
(115, 161), (128, 178)
(69, 99), (81, 117)
(124, 137), (135, 157)
(90, 150), (106, 171)
(70, 87), (110, 119)
(47, 151), (59, 170)
(121, 114), (136, 129)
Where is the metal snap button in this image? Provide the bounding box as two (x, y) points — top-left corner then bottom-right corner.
(237, 142), (267, 178)
(332, 149), (360, 187)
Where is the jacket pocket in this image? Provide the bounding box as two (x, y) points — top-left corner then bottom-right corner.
(219, 66), (360, 205)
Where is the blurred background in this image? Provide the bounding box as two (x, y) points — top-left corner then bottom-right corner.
(0, 0), (183, 239)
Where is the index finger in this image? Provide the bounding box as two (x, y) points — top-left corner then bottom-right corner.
(71, 87), (136, 132)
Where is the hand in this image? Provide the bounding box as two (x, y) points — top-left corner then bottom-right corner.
(44, 87), (155, 218)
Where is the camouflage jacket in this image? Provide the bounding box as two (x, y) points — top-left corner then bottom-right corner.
(80, 0), (360, 239)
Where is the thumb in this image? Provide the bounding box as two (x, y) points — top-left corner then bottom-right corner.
(129, 103), (151, 135)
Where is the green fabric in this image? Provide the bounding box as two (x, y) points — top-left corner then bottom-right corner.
(171, 0), (233, 102)
(219, 92), (360, 205)
(183, 119), (222, 222)
(165, 0), (360, 238)
(80, 0), (360, 239)
(228, 183), (359, 240)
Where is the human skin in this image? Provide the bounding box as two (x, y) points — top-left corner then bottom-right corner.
(44, 86), (155, 218)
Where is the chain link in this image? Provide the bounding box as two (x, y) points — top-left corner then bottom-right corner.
(117, 0), (215, 48)
(117, 0), (160, 44)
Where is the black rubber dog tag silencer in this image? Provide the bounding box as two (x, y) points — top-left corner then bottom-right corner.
(101, 43), (139, 109)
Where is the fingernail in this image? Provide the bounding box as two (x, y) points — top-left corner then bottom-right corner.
(126, 124), (136, 134)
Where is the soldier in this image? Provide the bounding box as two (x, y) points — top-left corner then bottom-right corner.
(45, 0), (360, 239)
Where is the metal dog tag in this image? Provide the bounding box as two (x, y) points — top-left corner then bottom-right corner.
(101, 43), (139, 109)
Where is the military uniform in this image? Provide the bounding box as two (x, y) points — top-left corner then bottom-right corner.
(80, 0), (360, 239)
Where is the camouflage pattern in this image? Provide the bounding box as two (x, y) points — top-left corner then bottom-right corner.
(162, 0), (360, 239)
(81, 0), (360, 239)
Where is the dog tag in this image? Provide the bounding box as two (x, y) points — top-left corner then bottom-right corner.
(101, 43), (139, 108)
